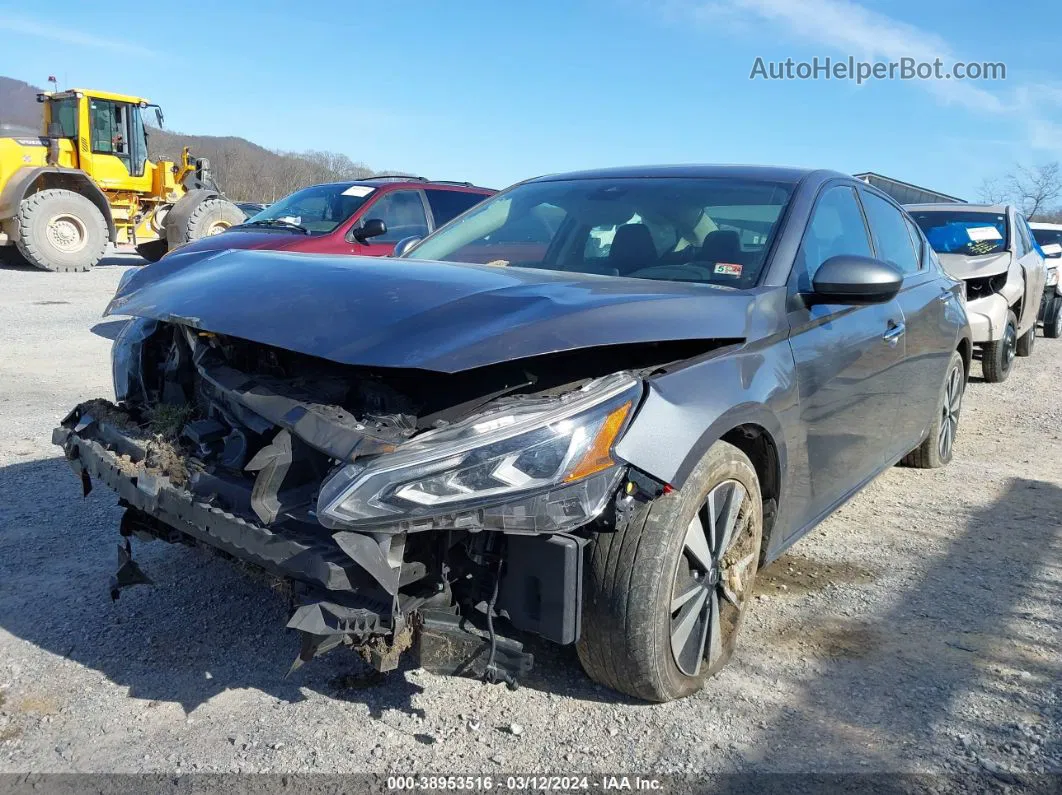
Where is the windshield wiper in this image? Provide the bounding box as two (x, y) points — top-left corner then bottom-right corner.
(238, 219), (310, 235)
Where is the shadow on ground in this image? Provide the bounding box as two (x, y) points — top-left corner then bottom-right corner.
(715, 477), (1062, 785)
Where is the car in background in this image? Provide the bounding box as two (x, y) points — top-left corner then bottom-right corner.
(236, 202), (269, 219)
(57, 165), (971, 703)
(169, 176), (494, 258)
(1031, 221), (1062, 338)
(908, 204), (1047, 382)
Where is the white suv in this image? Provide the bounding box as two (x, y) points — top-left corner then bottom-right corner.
(1031, 221), (1062, 338)
(908, 204), (1048, 382)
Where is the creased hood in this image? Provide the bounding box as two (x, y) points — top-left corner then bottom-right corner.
(107, 249), (752, 373)
(938, 252), (1012, 281)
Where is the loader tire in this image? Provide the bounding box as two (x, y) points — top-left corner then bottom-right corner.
(181, 198), (244, 241)
(15, 189), (108, 272)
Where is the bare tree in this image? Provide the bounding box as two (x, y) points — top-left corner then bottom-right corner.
(977, 163), (1062, 220)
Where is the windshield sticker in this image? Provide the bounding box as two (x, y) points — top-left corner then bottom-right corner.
(966, 226), (1003, 242)
(342, 185), (374, 197)
(714, 263), (743, 277)
(1042, 243), (1062, 256)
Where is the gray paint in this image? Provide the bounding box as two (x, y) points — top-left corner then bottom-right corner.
(108, 165), (972, 566)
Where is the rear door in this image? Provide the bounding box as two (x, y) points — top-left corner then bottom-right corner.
(424, 189), (490, 231)
(786, 183), (905, 530)
(859, 189), (955, 456)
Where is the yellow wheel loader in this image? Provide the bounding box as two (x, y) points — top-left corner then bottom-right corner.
(0, 88), (244, 271)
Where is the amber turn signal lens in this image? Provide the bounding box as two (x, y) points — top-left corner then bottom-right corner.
(563, 401), (632, 483)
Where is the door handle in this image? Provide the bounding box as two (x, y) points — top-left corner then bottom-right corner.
(883, 322), (905, 346)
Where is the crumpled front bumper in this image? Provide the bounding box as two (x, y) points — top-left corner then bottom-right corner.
(52, 420), (363, 593)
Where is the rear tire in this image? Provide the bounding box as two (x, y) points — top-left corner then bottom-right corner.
(981, 311), (1017, 383)
(14, 189), (108, 272)
(576, 441), (763, 702)
(181, 198), (244, 241)
(901, 350), (965, 469)
(1044, 296), (1062, 339)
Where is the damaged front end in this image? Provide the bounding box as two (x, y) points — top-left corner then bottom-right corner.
(54, 317), (660, 686)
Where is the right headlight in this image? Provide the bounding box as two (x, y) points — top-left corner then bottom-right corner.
(316, 372), (642, 534)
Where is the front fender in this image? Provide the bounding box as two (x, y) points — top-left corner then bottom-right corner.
(614, 339), (796, 491)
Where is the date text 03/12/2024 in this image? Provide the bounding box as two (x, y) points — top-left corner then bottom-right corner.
(385, 775), (665, 791)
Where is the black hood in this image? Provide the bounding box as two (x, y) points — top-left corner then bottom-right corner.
(107, 249), (753, 373)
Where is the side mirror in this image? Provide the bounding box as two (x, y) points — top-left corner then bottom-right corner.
(350, 218), (386, 243)
(805, 255), (902, 306)
(393, 235), (423, 258)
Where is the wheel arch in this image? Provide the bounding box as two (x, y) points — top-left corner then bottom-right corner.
(0, 167), (116, 243)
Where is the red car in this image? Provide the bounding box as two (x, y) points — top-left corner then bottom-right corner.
(168, 177), (494, 258)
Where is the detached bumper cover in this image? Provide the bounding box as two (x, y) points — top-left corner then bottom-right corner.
(52, 421), (361, 593)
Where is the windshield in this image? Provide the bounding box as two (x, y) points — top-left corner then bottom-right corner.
(409, 177), (793, 287)
(1033, 227), (1062, 257)
(244, 183), (375, 233)
(911, 210), (1009, 257)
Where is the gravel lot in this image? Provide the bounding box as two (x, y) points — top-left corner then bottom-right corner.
(0, 261), (1059, 788)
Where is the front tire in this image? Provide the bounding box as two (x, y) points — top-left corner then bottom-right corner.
(577, 441), (763, 702)
(901, 350), (965, 469)
(181, 198), (244, 241)
(14, 189), (108, 272)
(981, 310), (1017, 383)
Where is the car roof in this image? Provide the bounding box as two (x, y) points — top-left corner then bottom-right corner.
(306, 178), (494, 192)
(525, 164), (832, 185)
(906, 202), (1009, 214)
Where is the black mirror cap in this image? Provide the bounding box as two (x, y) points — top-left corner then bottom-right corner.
(807, 255), (903, 305)
(351, 218), (387, 243)
(393, 235), (423, 258)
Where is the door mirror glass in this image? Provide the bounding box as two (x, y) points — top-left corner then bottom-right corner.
(808, 255), (902, 305)
(393, 236), (423, 257)
(351, 218), (387, 242)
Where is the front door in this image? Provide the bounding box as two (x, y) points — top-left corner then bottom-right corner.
(785, 184), (905, 532)
(352, 189), (431, 256)
(860, 190), (956, 456)
(1013, 213), (1047, 334)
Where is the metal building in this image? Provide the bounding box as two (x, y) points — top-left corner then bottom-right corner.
(854, 172), (965, 205)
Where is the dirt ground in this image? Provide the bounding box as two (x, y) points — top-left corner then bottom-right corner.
(0, 260), (1059, 789)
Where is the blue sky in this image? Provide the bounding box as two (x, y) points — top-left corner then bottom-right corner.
(1, 0), (1060, 199)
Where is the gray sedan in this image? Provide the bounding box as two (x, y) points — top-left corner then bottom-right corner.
(55, 165), (972, 702)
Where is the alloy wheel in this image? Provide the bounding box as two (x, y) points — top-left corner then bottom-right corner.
(937, 363), (963, 460)
(670, 480), (757, 676)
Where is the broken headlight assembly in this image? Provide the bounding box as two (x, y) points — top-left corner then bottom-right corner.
(317, 372), (642, 534)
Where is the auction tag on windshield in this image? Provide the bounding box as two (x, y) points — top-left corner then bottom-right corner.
(966, 226), (1003, 242)
(1042, 243), (1062, 256)
(714, 263), (743, 276)
(341, 185), (374, 197)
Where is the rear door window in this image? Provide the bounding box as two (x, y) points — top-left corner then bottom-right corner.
(425, 190), (488, 229)
(861, 192), (920, 275)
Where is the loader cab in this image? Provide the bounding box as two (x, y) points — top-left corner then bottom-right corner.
(42, 89), (157, 192)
